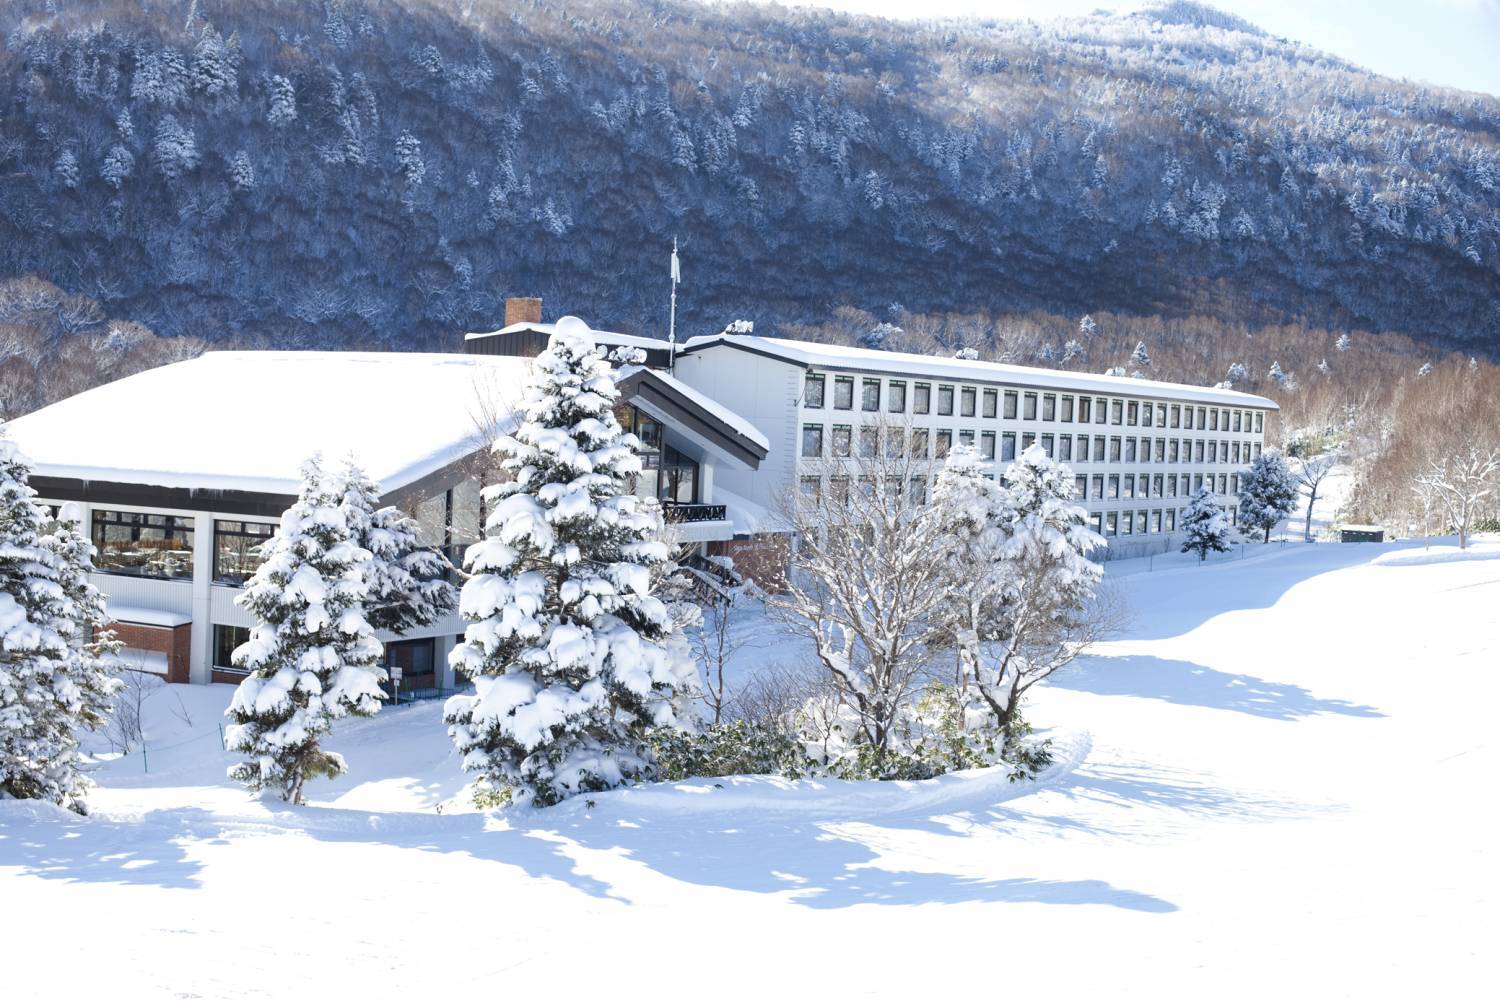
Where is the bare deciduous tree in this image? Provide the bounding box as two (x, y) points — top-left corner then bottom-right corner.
(1294, 451), (1342, 541)
(1417, 441), (1500, 549)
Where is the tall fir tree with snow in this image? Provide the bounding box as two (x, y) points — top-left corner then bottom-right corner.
(1180, 487), (1233, 562)
(1268, 361), (1288, 386)
(336, 459), (457, 635)
(224, 457), (385, 804)
(0, 438), (120, 813)
(1130, 341), (1151, 369)
(1335, 334), (1353, 352)
(1237, 452), (1299, 543)
(444, 317), (698, 808)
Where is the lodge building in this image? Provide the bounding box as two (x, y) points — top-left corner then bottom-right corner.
(6, 297), (1275, 690)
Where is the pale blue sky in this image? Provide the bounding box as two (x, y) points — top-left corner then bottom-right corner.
(749, 1), (1500, 97)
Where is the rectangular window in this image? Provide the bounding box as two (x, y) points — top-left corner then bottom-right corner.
(1121, 511), (1134, 535)
(1124, 438), (1137, 463)
(1091, 512), (1103, 534)
(1171, 404), (1181, 428)
(1110, 399), (1123, 425)
(1042, 394), (1056, 421)
(1255, 412), (1264, 433)
(1091, 475), (1104, 500)
(832, 425), (852, 458)
(1233, 411), (1243, 432)
(1106, 512), (1118, 536)
(1207, 441), (1216, 464)
(1157, 403), (1167, 427)
(1078, 396), (1092, 423)
(887, 380), (907, 413)
(1254, 443), (1262, 460)
(1152, 474), (1164, 498)
(1194, 440), (1205, 463)
(213, 624), (250, 671)
(1061, 395), (1075, 422)
(909, 477), (928, 505)
(1140, 402), (1153, 428)
(1233, 442), (1242, 464)
(1108, 475), (1120, 499)
(1003, 391), (1019, 419)
(1154, 438), (1166, 463)
(1095, 397), (1108, 424)
(1021, 432), (1036, 451)
(804, 373), (825, 408)
(801, 424), (824, 458)
(958, 429), (975, 448)
(914, 382), (931, 414)
(1219, 474), (1229, 495)
(1123, 474), (1135, 499)
(1196, 406), (1207, 429)
(1075, 475), (1087, 498)
(1110, 437), (1122, 462)
(911, 428), (930, 458)
(862, 378), (880, 412)
(1229, 505), (1238, 526)
(1023, 392), (1038, 420)
(1167, 476), (1178, 498)
(1165, 509), (1177, 532)
(1220, 441), (1229, 463)
(935, 429), (952, 459)
(859, 426), (879, 458)
(834, 376), (854, 410)
(92, 509), (195, 580)
(1002, 432), (1017, 461)
(1151, 509), (1162, 534)
(1093, 437), (1105, 462)
(213, 519), (276, 586)
(960, 386), (977, 418)
(1182, 407), (1194, 430)
(887, 427), (906, 458)
(1231, 473), (1240, 495)
(799, 476), (822, 505)
(981, 431), (996, 460)
(982, 388), (997, 418)
(1193, 474), (1204, 492)
(1127, 401), (1139, 426)
(385, 637), (436, 688)
(1041, 433), (1055, 458)
(937, 384), (955, 416)
(1059, 436), (1072, 461)
(1210, 408), (1219, 431)
(1137, 511), (1149, 535)
(1169, 440), (1180, 463)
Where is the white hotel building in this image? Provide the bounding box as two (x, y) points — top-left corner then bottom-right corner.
(6, 298), (1274, 689)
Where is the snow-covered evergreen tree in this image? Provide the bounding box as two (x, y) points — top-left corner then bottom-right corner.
(1335, 333), (1353, 352)
(1179, 487), (1232, 562)
(1226, 361), (1249, 385)
(1237, 452), (1298, 543)
(1317, 358), (1330, 376)
(1268, 361), (1287, 386)
(445, 317), (697, 807)
(1417, 362), (1434, 378)
(224, 457), (385, 804)
(1079, 314), (1097, 337)
(336, 458), (456, 635)
(0, 439), (120, 813)
(1130, 340), (1151, 369)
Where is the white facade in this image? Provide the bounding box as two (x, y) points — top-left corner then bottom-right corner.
(673, 336), (1278, 559)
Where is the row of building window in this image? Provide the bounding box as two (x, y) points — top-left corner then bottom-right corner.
(803, 373), (1265, 433)
(213, 625), (442, 685)
(800, 424), (1262, 466)
(1089, 506), (1238, 538)
(799, 471), (1241, 508)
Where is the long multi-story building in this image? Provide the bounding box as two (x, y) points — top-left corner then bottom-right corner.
(7, 298), (1274, 689)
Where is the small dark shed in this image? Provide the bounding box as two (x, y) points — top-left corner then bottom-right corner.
(1338, 524), (1385, 543)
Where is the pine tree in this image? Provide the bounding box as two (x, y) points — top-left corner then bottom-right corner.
(1130, 340), (1151, 369)
(0, 439), (120, 813)
(336, 458), (456, 635)
(1335, 333), (1352, 352)
(1180, 487), (1232, 562)
(1268, 361), (1287, 386)
(1238, 452), (1298, 543)
(224, 457), (385, 804)
(445, 318), (697, 807)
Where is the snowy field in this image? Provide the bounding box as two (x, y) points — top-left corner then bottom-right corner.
(3, 536), (1497, 998)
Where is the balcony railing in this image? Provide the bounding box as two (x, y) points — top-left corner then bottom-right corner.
(662, 502), (728, 524)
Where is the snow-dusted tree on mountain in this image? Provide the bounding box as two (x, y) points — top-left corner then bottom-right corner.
(1238, 452), (1298, 543)
(1335, 334), (1352, 352)
(932, 443), (1107, 741)
(0, 438), (120, 813)
(1225, 362), (1249, 386)
(1180, 487), (1233, 562)
(337, 459), (456, 635)
(224, 457), (386, 804)
(1130, 341), (1151, 369)
(1079, 314), (1097, 337)
(1294, 452), (1341, 541)
(1269, 361), (1288, 386)
(445, 318), (697, 807)
(1416, 443), (1500, 550)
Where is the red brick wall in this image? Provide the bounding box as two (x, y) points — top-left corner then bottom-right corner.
(110, 621), (192, 684)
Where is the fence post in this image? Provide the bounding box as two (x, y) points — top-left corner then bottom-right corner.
(218, 723), (226, 751)
(141, 741), (149, 775)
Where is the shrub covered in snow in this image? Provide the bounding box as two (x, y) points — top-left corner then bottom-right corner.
(1180, 487), (1234, 561)
(224, 456), (386, 804)
(445, 318), (698, 808)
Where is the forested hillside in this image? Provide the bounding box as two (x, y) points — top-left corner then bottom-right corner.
(1, 0), (1498, 352)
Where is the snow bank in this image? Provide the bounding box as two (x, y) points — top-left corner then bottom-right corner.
(1373, 541), (1500, 567)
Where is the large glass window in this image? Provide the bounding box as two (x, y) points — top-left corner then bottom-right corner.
(982, 389), (997, 418)
(1095, 398), (1108, 424)
(385, 637), (436, 688)
(859, 427), (879, 458)
(960, 386), (976, 418)
(935, 429), (952, 459)
(861, 378), (881, 412)
(914, 382), (931, 414)
(981, 431), (996, 460)
(1111, 399), (1124, 424)
(911, 428), (930, 458)
(804, 373), (825, 408)
(1127, 401), (1139, 426)
(1023, 393), (1038, 420)
(888, 381), (907, 413)
(1004, 391), (1019, 419)
(1042, 394), (1056, 421)
(213, 624), (250, 671)
(92, 509), (195, 580)
(802, 424), (824, 458)
(1059, 436), (1072, 462)
(1001, 432), (1017, 461)
(937, 384), (955, 416)
(832, 425), (852, 458)
(450, 478), (484, 550)
(1061, 396), (1075, 422)
(834, 376), (854, 410)
(213, 519), (275, 586)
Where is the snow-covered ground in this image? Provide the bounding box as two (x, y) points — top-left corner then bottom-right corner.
(3, 538), (1497, 997)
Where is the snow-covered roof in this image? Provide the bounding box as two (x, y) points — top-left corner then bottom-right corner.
(616, 365), (769, 452)
(107, 605), (193, 628)
(7, 351), (531, 496)
(681, 333), (1280, 410)
(466, 321), (670, 354)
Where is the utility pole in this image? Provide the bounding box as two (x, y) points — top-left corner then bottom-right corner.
(669, 236), (680, 371)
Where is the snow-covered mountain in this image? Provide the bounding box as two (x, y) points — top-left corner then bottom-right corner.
(1, 0), (1496, 351)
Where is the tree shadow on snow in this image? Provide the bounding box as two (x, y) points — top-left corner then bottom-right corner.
(0, 805), (212, 890)
(1052, 654), (1384, 720)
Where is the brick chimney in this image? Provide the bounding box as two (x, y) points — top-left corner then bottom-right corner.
(504, 297), (542, 327)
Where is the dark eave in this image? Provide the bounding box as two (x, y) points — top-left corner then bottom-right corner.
(615, 369), (767, 470)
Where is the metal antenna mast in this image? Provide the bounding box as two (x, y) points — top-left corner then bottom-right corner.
(669, 236), (680, 370)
